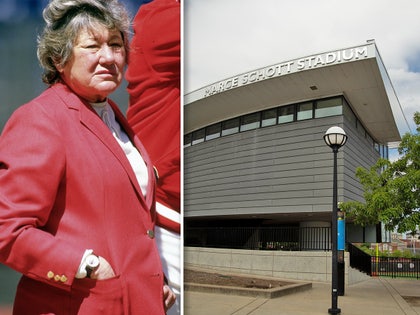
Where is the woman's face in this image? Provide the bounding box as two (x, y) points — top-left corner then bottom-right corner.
(58, 24), (126, 103)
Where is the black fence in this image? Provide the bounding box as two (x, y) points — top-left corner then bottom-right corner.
(185, 226), (332, 251)
(348, 243), (372, 275)
(348, 243), (420, 279)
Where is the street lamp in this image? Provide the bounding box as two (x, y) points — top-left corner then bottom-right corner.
(323, 126), (348, 315)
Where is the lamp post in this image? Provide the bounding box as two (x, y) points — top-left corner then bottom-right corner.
(323, 126), (348, 315)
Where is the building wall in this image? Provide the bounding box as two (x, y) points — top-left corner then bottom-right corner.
(347, 224), (378, 243)
(185, 247), (370, 285)
(185, 110), (380, 220)
(342, 115), (381, 203)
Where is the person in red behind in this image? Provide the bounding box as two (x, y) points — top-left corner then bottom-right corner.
(126, 1), (181, 314)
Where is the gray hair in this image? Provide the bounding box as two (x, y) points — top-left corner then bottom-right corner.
(37, 0), (131, 84)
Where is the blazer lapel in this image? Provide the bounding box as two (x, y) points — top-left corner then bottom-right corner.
(52, 84), (151, 210)
(109, 100), (156, 211)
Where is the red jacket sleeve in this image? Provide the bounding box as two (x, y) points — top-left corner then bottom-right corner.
(0, 103), (84, 291)
(126, 0), (180, 232)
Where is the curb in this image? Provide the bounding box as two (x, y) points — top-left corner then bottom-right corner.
(380, 278), (418, 315)
(185, 268), (312, 299)
(185, 281), (312, 299)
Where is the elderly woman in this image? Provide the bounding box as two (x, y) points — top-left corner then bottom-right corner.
(0, 0), (175, 314)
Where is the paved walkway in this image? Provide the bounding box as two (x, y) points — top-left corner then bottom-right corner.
(184, 277), (420, 315)
(1, 277), (419, 314)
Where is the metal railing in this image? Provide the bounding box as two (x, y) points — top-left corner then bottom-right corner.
(185, 226), (332, 251)
(348, 243), (420, 279)
(348, 243), (372, 275)
(371, 256), (420, 279)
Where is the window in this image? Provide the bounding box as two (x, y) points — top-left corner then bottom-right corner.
(191, 128), (205, 145)
(186, 96), (361, 146)
(343, 100), (356, 127)
(261, 108), (277, 127)
(205, 123), (221, 141)
(221, 118), (239, 136)
(383, 146), (389, 159)
(379, 144), (388, 159)
(297, 102), (313, 120)
(278, 105), (294, 124)
(357, 120), (366, 137)
(184, 133), (192, 147)
(315, 97), (342, 118)
(240, 112), (260, 131)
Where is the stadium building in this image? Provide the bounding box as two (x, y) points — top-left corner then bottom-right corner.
(184, 41), (410, 251)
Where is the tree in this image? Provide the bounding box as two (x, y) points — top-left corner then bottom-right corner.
(341, 112), (420, 234)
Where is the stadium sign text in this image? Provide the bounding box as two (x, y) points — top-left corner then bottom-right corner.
(203, 46), (369, 97)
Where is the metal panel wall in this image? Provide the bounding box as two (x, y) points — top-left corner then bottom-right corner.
(342, 116), (381, 203)
(184, 114), (380, 219)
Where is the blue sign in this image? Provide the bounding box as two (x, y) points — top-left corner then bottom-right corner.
(337, 218), (345, 251)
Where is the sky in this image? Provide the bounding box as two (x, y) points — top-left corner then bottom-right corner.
(184, 0), (420, 135)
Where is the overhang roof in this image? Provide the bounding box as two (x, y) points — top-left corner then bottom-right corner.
(184, 42), (410, 144)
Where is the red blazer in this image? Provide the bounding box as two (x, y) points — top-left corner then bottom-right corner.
(0, 83), (166, 314)
(126, 0), (180, 234)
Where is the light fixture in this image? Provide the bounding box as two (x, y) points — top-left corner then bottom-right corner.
(324, 126), (348, 315)
(323, 126), (347, 149)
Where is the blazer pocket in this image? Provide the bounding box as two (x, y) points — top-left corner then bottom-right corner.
(70, 276), (125, 315)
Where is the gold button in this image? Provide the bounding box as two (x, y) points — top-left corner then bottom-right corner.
(147, 230), (155, 239)
(54, 274), (61, 282)
(47, 271), (54, 279)
(60, 275), (68, 283)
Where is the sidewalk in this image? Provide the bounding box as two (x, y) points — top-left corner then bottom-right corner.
(184, 277), (420, 315)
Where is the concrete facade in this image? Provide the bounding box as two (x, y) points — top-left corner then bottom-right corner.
(185, 247), (370, 285)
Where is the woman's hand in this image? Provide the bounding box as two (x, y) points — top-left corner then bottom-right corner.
(163, 284), (176, 312)
(89, 256), (116, 280)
